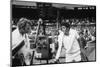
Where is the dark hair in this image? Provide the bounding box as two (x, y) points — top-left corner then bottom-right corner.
(17, 18), (32, 35)
(61, 22), (70, 29)
(79, 32), (84, 35)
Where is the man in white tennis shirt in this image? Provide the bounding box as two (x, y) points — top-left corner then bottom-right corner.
(54, 22), (81, 63)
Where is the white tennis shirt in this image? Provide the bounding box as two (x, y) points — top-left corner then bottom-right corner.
(12, 28), (24, 50)
(56, 29), (81, 60)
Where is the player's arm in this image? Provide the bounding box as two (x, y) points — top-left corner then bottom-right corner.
(54, 31), (63, 61)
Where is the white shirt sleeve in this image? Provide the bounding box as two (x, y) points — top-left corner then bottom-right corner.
(55, 31), (63, 59)
(12, 28), (24, 50)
